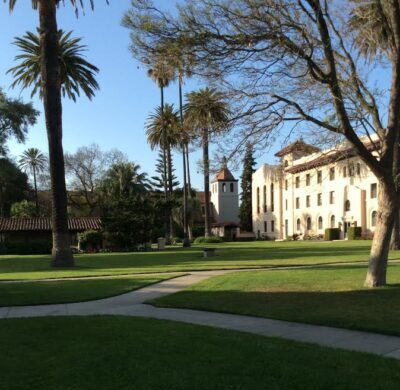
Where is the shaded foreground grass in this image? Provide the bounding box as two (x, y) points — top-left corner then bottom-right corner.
(0, 273), (181, 307)
(151, 264), (400, 336)
(1, 240), (397, 281)
(1, 316), (400, 390)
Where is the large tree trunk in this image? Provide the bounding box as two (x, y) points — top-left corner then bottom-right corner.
(203, 128), (211, 237)
(166, 144), (175, 238)
(160, 86), (169, 239)
(365, 180), (397, 287)
(39, 0), (74, 267)
(186, 145), (192, 195)
(390, 208), (400, 250)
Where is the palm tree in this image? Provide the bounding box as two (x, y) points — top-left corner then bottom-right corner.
(184, 88), (230, 237)
(146, 55), (175, 238)
(7, 0), (101, 267)
(8, 30), (99, 102)
(19, 148), (47, 213)
(146, 103), (180, 238)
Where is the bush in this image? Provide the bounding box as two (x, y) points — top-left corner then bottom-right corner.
(171, 236), (183, 244)
(193, 236), (224, 244)
(192, 225), (205, 238)
(348, 226), (362, 240)
(324, 228), (341, 241)
(78, 230), (103, 251)
(0, 241), (51, 255)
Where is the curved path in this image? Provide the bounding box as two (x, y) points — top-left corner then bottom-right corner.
(1, 270), (400, 360)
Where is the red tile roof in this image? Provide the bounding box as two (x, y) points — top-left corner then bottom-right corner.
(215, 167), (237, 181)
(0, 217), (101, 233)
(275, 140), (321, 157)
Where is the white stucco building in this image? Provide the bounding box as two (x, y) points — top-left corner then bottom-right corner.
(252, 139), (380, 240)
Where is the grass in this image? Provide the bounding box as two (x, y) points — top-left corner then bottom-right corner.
(0, 273), (181, 307)
(151, 263), (400, 336)
(1, 240), (398, 281)
(1, 316), (400, 390)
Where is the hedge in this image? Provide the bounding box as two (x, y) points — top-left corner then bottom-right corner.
(324, 228), (340, 241)
(348, 226), (362, 240)
(193, 236), (224, 244)
(0, 241), (52, 255)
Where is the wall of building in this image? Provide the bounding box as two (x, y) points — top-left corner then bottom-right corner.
(211, 180), (239, 223)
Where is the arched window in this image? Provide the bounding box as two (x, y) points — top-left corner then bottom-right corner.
(230, 183), (234, 192)
(296, 218), (301, 231)
(270, 183), (275, 212)
(371, 211), (377, 227)
(345, 200), (351, 212)
(318, 216), (323, 230)
(284, 160), (289, 167)
(357, 163), (361, 175)
(330, 215), (336, 228)
(306, 217), (312, 231)
(343, 167), (347, 177)
(222, 183), (227, 193)
(256, 187), (260, 214)
(263, 185), (267, 212)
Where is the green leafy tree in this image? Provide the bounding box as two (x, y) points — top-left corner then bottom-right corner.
(11, 200), (38, 218)
(0, 158), (30, 218)
(239, 144), (256, 232)
(0, 89), (38, 156)
(184, 88), (230, 236)
(18, 148), (47, 213)
(7, 0), (104, 268)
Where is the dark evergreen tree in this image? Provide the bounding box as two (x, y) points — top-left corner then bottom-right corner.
(150, 150), (179, 191)
(239, 144), (256, 232)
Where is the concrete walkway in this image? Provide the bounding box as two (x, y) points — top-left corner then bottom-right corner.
(1, 270), (400, 360)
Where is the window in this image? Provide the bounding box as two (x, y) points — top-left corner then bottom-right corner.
(371, 183), (377, 199)
(349, 164), (355, 177)
(296, 218), (301, 231)
(329, 191), (335, 204)
(271, 220), (275, 232)
(330, 215), (336, 228)
(343, 167), (347, 178)
(329, 167), (335, 181)
(371, 211), (377, 227)
(317, 193), (322, 206)
(264, 221), (267, 233)
(318, 216), (323, 230)
(317, 170), (322, 184)
(306, 217), (312, 230)
(271, 183), (275, 212)
(295, 176), (300, 188)
(263, 185), (267, 213)
(306, 174), (310, 186)
(256, 187), (260, 214)
(285, 199), (288, 211)
(285, 179), (288, 191)
(345, 200), (351, 212)
(284, 160), (289, 167)
(296, 197), (300, 209)
(306, 195), (310, 207)
(201, 206), (205, 215)
(230, 183), (234, 192)
(357, 163), (361, 175)
(222, 183), (227, 193)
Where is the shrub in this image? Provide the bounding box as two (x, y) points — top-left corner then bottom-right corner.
(192, 225), (205, 238)
(348, 226), (362, 240)
(171, 236), (183, 244)
(78, 230), (103, 251)
(193, 236), (224, 244)
(0, 241), (51, 255)
(324, 228), (340, 241)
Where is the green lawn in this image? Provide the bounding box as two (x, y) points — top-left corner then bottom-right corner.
(0, 273), (181, 307)
(1, 240), (397, 281)
(0, 316), (399, 390)
(151, 263), (400, 336)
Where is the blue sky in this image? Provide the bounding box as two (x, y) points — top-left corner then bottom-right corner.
(1, 0), (270, 190)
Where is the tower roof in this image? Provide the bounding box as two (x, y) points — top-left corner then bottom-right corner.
(214, 167), (237, 182)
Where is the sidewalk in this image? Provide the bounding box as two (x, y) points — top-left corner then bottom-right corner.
(1, 271), (400, 360)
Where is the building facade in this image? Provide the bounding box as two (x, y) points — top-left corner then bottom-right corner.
(252, 140), (379, 240)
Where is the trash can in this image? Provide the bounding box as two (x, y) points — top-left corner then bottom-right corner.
(157, 237), (166, 250)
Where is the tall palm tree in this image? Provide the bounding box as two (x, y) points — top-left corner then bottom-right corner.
(184, 88), (230, 237)
(18, 148), (47, 213)
(146, 103), (180, 237)
(7, 0), (102, 267)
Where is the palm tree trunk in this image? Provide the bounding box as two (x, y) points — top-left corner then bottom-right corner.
(186, 145), (192, 196)
(167, 143), (175, 238)
(160, 86), (169, 239)
(203, 128), (211, 237)
(179, 79), (190, 247)
(33, 166), (39, 215)
(39, 0), (73, 267)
